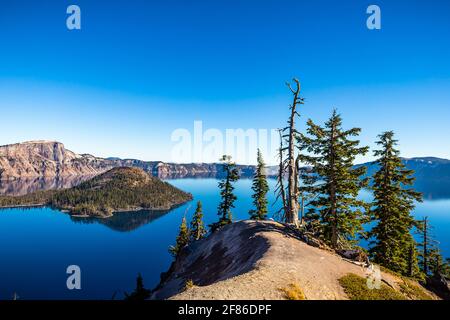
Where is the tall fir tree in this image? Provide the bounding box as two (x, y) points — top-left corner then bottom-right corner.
(190, 201), (207, 241)
(211, 155), (239, 231)
(169, 215), (190, 257)
(416, 217), (436, 275)
(368, 131), (422, 276)
(416, 216), (449, 277)
(124, 273), (151, 300)
(249, 149), (269, 220)
(299, 110), (369, 248)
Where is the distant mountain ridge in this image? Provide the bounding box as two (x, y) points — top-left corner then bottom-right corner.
(1, 141), (449, 199)
(0, 141), (258, 180)
(358, 157), (450, 200)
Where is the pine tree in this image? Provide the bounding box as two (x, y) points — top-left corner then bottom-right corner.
(416, 216), (438, 276)
(416, 216), (449, 278)
(124, 273), (151, 300)
(249, 149), (269, 220)
(368, 131), (422, 276)
(211, 155), (239, 231)
(299, 110), (369, 248)
(431, 255), (450, 278)
(169, 216), (190, 257)
(274, 129), (288, 221)
(190, 201), (207, 241)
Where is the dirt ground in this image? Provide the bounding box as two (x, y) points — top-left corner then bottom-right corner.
(151, 220), (435, 300)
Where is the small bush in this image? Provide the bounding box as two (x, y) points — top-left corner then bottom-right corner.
(184, 279), (195, 291)
(280, 283), (306, 300)
(338, 273), (405, 300)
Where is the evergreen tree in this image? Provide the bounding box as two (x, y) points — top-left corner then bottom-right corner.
(211, 155), (239, 231)
(169, 216), (190, 257)
(249, 149), (269, 220)
(190, 201), (207, 241)
(124, 273), (151, 300)
(416, 216), (440, 276)
(299, 110), (369, 248)
(368, 131), (422, 276)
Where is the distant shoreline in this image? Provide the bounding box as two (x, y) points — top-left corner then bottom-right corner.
(0, 203), (46, 209)
(0, 202), (190, 219)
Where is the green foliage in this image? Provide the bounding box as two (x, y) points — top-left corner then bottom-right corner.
(211, 155), (239, 231)
(249, 149), (269, 220)
(299, 110), (369, 248)
(0, 167), (192, 217)
(338, 273), (405, 300)
(124, 273), (151, 300)
(429, 254), (450, 278)
(0, 190), (56, 207)
(416, 216), (442, 276)
(190, 201), (207, 241)
(169, 216), (190, 257)
(369, 131), (422, 277)
(398, 280), (432, 300)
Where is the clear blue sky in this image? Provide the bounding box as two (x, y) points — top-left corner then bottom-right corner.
(0, 0), (449, 164)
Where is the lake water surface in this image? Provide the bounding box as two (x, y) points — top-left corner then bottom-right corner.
(0, 178), (449, 299)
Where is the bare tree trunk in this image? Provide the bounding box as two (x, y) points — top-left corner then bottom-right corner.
(285, 79), (302, 226)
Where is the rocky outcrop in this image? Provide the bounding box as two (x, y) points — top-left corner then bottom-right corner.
(0, 141), (115, 180)
(152, 220), (438, 300)
(0, 141), (270, 180)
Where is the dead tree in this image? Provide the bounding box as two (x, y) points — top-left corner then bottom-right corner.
(279, 78), (304, 226)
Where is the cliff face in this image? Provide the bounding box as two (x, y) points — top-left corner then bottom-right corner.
(0, 141), (268, 180)
(0, 141), (115, 180)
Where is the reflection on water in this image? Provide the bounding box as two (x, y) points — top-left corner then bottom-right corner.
(414, 181), (450, 201)
(0, 178), (448, 299)
(70, 209), (171, 232)
(0, 176), (95, 196)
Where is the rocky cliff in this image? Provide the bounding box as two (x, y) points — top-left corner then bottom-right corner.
(0, 141), (115, 179)
(0, 141), (267, 180)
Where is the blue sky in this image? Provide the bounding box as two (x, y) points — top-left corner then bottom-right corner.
(0, 0), (449, 164)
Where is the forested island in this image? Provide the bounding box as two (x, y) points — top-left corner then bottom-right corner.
(0, 167), (192, 217)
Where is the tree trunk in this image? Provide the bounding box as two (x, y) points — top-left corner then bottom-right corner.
(285, 80), (301, 226)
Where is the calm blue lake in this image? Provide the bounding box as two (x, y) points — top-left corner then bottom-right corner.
(0, 178), (449, 299)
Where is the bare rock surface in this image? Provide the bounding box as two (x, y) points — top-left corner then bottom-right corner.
(152, 220), (437, 300)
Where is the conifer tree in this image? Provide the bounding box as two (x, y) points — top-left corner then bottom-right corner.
(416, 217), (437, 275)
(169, 216), (190, 257)
(299, 110), (369, 248)
(124, 273), (151, 300)
(274, 129), (288, 221)
(190, 201), (207, 241)
(416, 217), (449, 277)
(249, 149), (269, 220)
(368, 131), (422, 276)
(211, 155), (239, 231)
